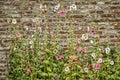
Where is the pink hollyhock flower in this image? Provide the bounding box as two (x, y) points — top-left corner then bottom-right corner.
(16, 33), (22, 38)
(74, 46), (81, 51)
(7, 18), (11, 23)
(23, 62), (27, 67)
(77, 39), (80, 43)
(97, 58), (103, 63)
(46, 26), (52, 30)
(59, 10), (68, 15)
(64, 42), (68, 46)
(56, 54), (62, 60)
(91, 30), (96, 36)
(26, 67), (32, 75)
(82, 47), (87, 53)
(95, 64), (101, 70)
(21, 22), (26, 27)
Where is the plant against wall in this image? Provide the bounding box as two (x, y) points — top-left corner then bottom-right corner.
(8, 2), (120, 80)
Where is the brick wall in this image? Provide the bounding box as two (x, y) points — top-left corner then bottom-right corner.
(0, 0), (120, 79)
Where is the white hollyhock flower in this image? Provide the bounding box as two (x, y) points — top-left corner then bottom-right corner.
(12, 19), (17, 24)
(24, 26), (28, 30)
(70, 4), (77, 11)
(97, 58), (103, 63)
(81, 34), (88, 40)
(105, 47), (110, 54)
(65, 66), (70, 71)
(110, 61), (114, 65)
(29, 40), (33, 44)
(32, 17), (39, 22)
(40, 4), (43, 9)
(84, 67), (88, 73)
(54, 4), (60, 11)
(87, 27), (90, 31)
(91, 53), (96, 59)
(90, 40), (94, 44)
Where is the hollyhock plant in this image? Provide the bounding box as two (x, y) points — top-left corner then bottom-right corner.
(9, 2), (120, 80)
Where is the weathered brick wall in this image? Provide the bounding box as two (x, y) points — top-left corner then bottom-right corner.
(0, 0), (120, 79)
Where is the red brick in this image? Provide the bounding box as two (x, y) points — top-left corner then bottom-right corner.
(101, 13), (116, 17)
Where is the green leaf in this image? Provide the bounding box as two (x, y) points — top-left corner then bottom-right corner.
(65, 77), (70, 80)
(41, 72), (48, 76)
(47, 67), (52, 72)
(44, 60), (49, 64)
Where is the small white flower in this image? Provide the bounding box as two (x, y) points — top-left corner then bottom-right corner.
(97, 58), (103, 63)
(14, 47), (16, 50)
(81, 34), (88, 40)
(91, 53), (96, 59)
(40, 4), (43, 9)
(12, 19), (17, 24)
(31, 35), (34, 38)
(87, 27), (90, 31)
(29, 40), (33, 44)
(105, 47), (110, 54)
(54, 4), (60, 11)
(78, 27), (82, 30)
(110, 61), (114, 65)
(65, 66), (70, 71)
(25, 26), (28, 30)
(30, 45), (33, 48)
(70, 4), (77, 11)
(84, 67), (88, 73)
(32, 17), (39, 22)
(90, 40), (94, 44)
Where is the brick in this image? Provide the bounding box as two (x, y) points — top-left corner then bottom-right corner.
(110, 6), (120, 9)
(101, 13), (116, 17)
(71, 15), (84, 18)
